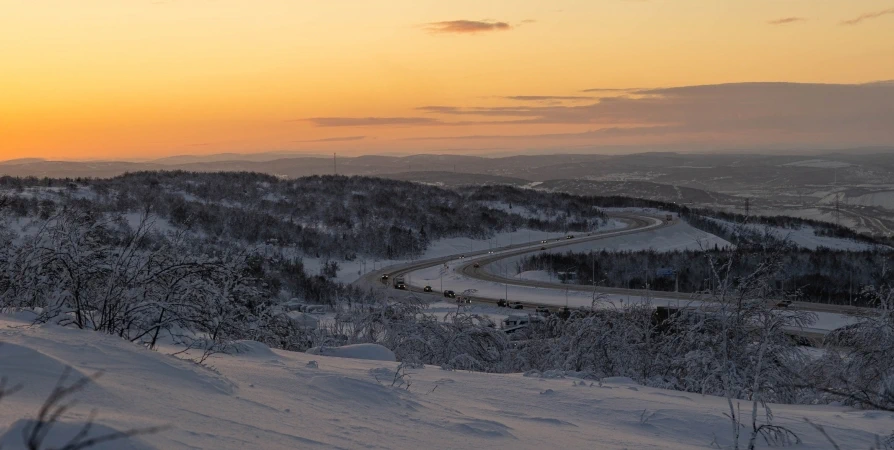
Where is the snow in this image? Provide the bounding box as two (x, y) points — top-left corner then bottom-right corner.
(782, 159), (853, 169)
(304, 220), (625, 284)
(285, 311), (321, 329)
(849, 191), (894, 209)
(481, 220), (731, 286)
(407, 266), (859, 332)
(1, 314), (891, 449)
(306, 344), (396, 362)
(122, 212), (177, 235)
(534, 220), (730, 254)
(708, 218), (880, 251)
(1, 419), (155, 450)
(515, 270), (554, 283)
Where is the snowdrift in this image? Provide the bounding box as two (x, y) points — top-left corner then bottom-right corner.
(1, 314), (892, 449)
(306, 343), (396, 362)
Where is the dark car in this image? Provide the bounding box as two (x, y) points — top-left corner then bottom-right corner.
(540, 247), (546, 251)
(535, 306), (550, 315)
(443, 290), (456, 298)
(456, 296), (472, 304)
(510, 302), (524, 310)
(566, 235), (574, 240)
(473, 263), (480, 268)
(776, 300), (793, 308)
(423, 285), (433, 292)
(496, 299), (508, 307)
(380, 274), (389, 282)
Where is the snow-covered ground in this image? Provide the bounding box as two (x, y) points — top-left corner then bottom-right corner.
(1, 314), (891, 450)
(515, 270), (555, 283)
(522, 219), (729, 255)
(781, 159), (853, 169)
(306, 220), (627, 285)
(479, 220), (731, 292)
(848, 191), (894, 209)
(404, 264), (859, 333)
(401, 220), (859, 333)
(708, 218), (880, 251)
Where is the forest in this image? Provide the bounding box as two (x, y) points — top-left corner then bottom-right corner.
(517, 247), (894, 306)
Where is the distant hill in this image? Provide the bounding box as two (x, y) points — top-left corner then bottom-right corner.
(0, 158), (46, 165)
(379, 171), (530, 187)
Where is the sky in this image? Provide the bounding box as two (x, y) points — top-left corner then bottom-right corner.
(2, 0), (894, 161)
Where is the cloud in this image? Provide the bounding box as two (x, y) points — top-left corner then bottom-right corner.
(767, 17), (806, 25)
(415, 82), (894, 146)
(306, 117), (440, 127)
(405, 126), (678, 142)
(580, 87), (641, 93)
(294, 136), (366, 143)
(304, 82), (894, 149)
(502, 95), (594, 102)
(841, 8), (894, 25)
(417, 105), (541, 117)
(424, 20), (512, 34)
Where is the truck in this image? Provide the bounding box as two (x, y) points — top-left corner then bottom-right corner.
(393, 277), (406, 290)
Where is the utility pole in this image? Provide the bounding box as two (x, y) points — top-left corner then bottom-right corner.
(504, 260), (509, 301)
(835, 193), (841, 226)
(333, 153), (337, 175)
(744, 197), (750, 220)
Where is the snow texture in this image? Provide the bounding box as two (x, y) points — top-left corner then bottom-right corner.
(0, 314), (890, 449)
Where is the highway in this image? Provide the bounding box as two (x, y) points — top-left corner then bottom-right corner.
(353, 212), (860, 340)
(353, 212), (663, 298)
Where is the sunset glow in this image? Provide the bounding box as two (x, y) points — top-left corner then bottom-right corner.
(3, 0), (894, 160)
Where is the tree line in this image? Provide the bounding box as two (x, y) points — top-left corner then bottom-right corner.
(518, 247), (894, 306)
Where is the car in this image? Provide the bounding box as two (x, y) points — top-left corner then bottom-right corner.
(776, 300), (793, 308)
(535, 307), (550, 315)
(443, 290), (456, 298)
(380, 274), (389, 282)
(510, 302), (524, 310)
(565, 235), (574, 240)
(473, 263), (480, 268)
(488, 250), (494, 254)
(540, 240), (547, 244)
(540, 247), (546, 251)
(456, 296), (472, 304)
(423, 285), (433, 292)
(459, 255), (465, 259)
(496, 299), (508, 307)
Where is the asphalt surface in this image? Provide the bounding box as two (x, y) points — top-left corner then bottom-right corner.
(353, 212), (660, 300)
(353, 212), (859, 341)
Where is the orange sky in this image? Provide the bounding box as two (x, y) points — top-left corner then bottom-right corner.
(2, 0), (894, 161)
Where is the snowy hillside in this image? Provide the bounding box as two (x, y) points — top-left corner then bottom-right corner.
(1, 314), (892, 450)
(707, 218), (881, 251)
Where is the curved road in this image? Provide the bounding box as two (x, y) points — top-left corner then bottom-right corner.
(356, 212), (663, 303)
(354, 212), (860, 332)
